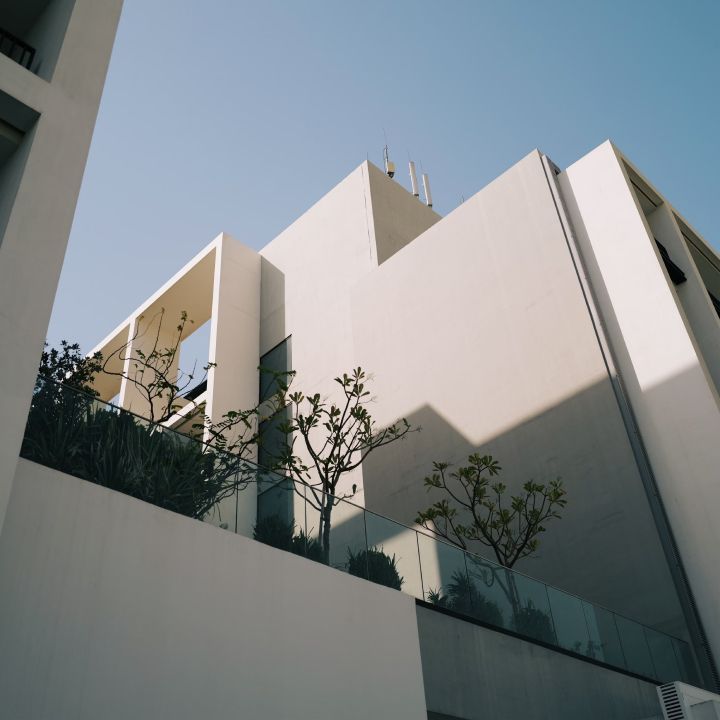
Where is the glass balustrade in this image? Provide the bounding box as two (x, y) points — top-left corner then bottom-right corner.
(20, 374), (699, 686)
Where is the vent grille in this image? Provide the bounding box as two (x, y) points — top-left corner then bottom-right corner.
(659, 683), (686, 720)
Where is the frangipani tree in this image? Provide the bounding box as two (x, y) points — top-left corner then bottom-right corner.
(416, 453), (567, 568)
(416, 453), (566, 632)
(276, 367), (416, 563)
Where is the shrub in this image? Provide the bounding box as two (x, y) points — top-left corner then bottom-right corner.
(427, 569), (504, 626)
(513, 601), (556, 644)
(253, 515), (324, 562)
(253, 514), (294, 550)
(346, 546), (404, 590)
(21, 379), (239, 520)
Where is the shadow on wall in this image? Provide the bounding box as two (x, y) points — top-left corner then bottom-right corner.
(359, 377), (689, 642)
(259, 257), (287, 354)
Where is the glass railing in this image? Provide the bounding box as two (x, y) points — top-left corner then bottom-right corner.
(251, 474), (698, 685)
(21, 375), (252, 522)
(20, 375), (699, 686)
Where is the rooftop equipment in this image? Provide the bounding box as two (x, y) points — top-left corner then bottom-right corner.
(409, 161), (420, 197)
(422, 172), (433, 208)
(383, 145), (395, 178)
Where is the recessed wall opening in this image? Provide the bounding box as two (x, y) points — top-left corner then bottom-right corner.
(0, 0), (76, 80)
(257, 336), (293, 526)
(178, 318), (211, 400)
(159, 318), (211, 438)
(627, 170), (688, 285)
(678, 218), (720, 322)
(626, 162), (720, 397)
(0, 90), (39, 249)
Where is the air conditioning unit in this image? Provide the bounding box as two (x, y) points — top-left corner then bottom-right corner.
(658, 682), (720, 720)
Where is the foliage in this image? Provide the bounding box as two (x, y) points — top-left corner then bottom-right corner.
(195, 366), (290, 460)
(252, 514), (324, 562)
(253, 514), (294, 549)
(427, 570), (503, 626)
(274, 367), (416, 563)
(198, 405), (262, 457)
(41, 331), (275, 468)
(346, 546), (404, 590)
(416, 453), (567, 568)
(38, 340), (102, 394)
(291, 528), (324, 562)
(100, 308), (215, 424)
(514, 602), (556, 644)
(427, 568), (555, 643)
(21, 377), (243, 520)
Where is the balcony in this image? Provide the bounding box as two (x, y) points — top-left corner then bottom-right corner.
(20, 374), (700, 686)
(0, 0), (78, 80)
(0, 27), (35, 70)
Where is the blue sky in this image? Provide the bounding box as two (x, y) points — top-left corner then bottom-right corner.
(48, 0), (720, 351)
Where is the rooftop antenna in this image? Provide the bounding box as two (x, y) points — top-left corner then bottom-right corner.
(383, 145), (395, 178)
(408, 160), (420, 197)
(422, 171), (433, 208)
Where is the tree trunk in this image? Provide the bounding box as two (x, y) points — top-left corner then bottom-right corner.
(320, 500), (333, 565)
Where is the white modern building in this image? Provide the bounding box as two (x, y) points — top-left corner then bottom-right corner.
(85, 141), (720, 684)
(0, 0), (123, 535)
(1, 4), (719, 715)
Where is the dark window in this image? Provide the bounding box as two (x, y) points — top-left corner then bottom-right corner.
(708, 292), (720, 321)
(655, 240), (687, 285)
(257, 337), (293, 525)
(0, 27), (35, 70)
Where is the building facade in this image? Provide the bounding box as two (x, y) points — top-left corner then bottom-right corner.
(84, 141), (720, 691)
(0, 3), (718, 716)
(0, 0), (124, 534)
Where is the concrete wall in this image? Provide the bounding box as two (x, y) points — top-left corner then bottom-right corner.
(205, 233), (262, 533)
(259, 161), (439, 506)
(0, 0), (123, 536)
(417, 605), (662, 720)
(349, 150), (687, 638)
(559, 141), (720, 665)
(0, 459), (428, 720)
(365, 161), (440, 265)
(25, 0), (77, 81)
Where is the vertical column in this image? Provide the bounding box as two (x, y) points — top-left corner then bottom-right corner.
(205, 233), (261, 534)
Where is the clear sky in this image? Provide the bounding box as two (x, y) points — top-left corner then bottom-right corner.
(48, 0), (720, 352)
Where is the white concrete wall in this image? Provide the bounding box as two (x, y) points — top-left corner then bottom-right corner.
(0, 459), (428, 720)
(349, 150), (687, 637)
(25, 0), (78, 81)
(365, 161), (440, 265)
(259, 161), (439, 508)
(559, 140), (720, 664)
(205, 233), (262, 533)
(0, 0), (123, 536)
